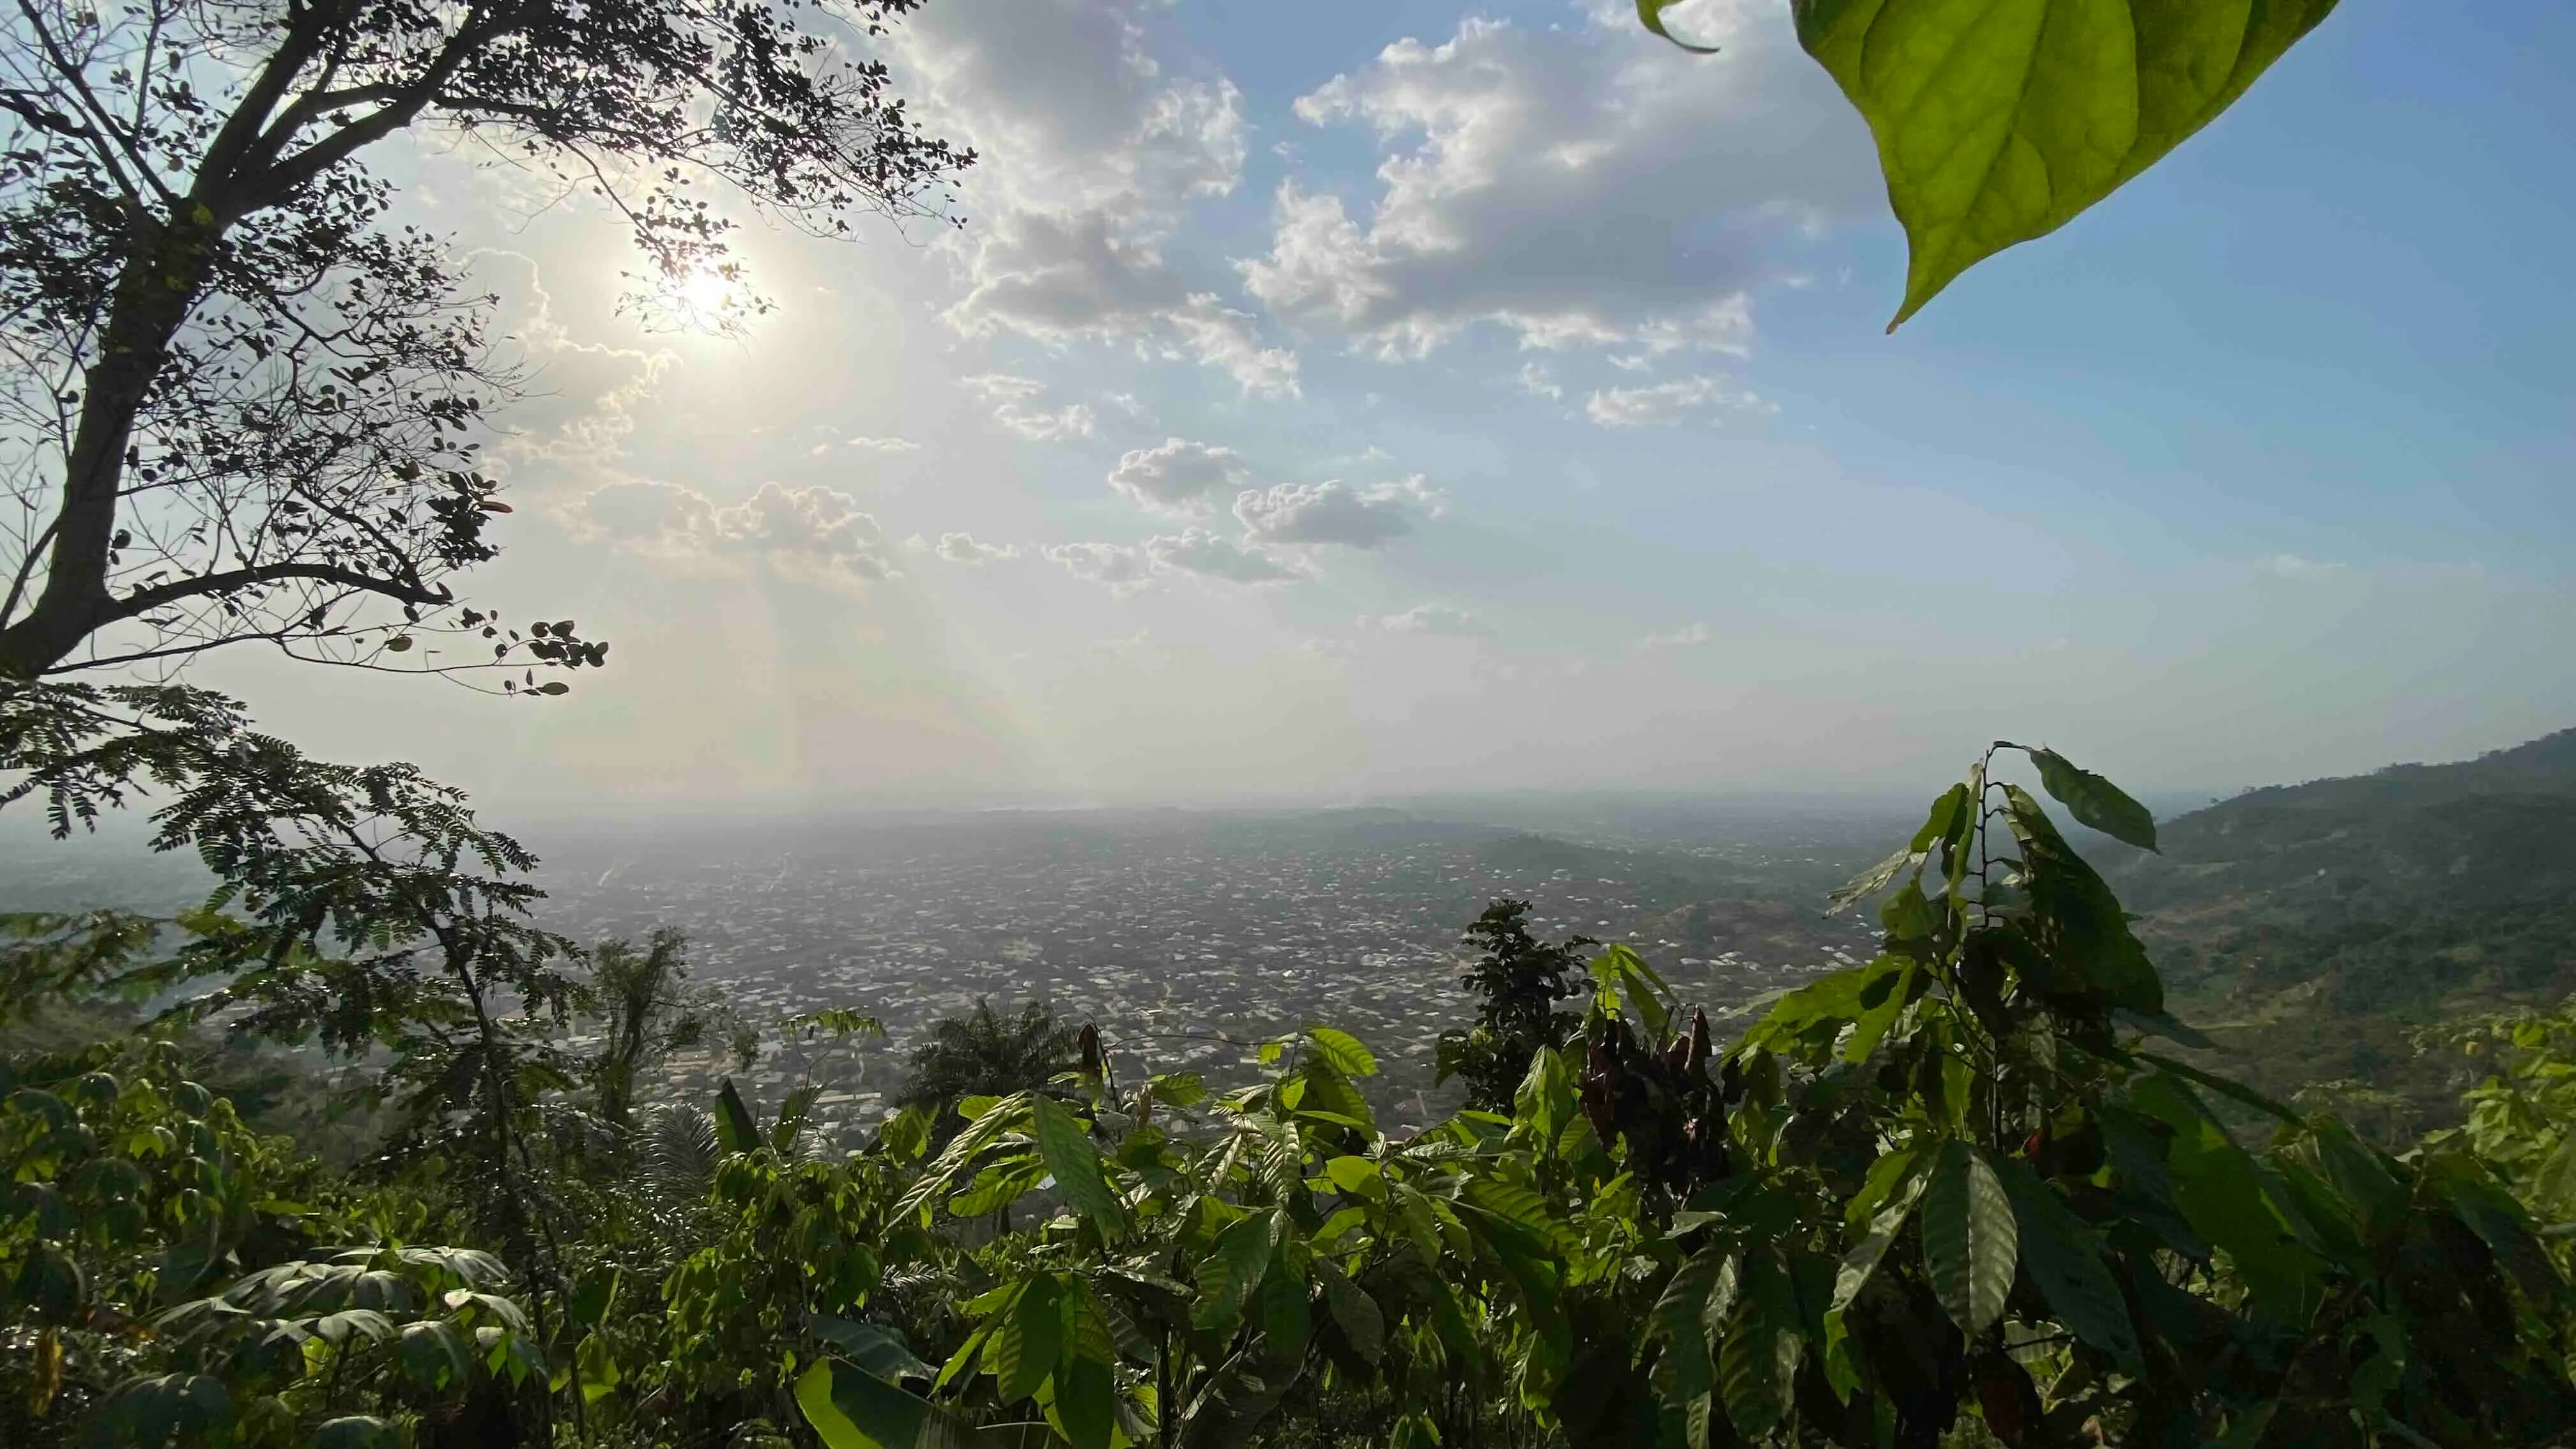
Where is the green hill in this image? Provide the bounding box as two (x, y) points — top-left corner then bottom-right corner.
(2111, 726), (2576, 1134)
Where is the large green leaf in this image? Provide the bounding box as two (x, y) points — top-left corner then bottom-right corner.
(1314, 1256), (1386, 1365)
(1921, 1140), (2016, 1335)
(2025, 746), (2159, 852)
(1195, 1213), (1278, 1331)
(1638, 0), (1722, 53)
(1056, 1355), (1116, 1449)
(714, 1078), (760, 1155)
(1792, 0), (2342, 328)
(1991, 1156), (2143, 1372)
(797, 1360), (977, 1449)
(993, 1276), (1063, 1404)
(1029, 1095), (1124, 1236)
(1303, 1025), (1379, 1077)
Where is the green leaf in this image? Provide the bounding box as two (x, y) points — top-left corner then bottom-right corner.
(1793, 0), (2342, 328)
(1991, 1157), (2143, 1372)
(796, 1359), (976, 1449)
(1195, 1213), (1278, 1332)
(1826, 845), (1924, 916)
(813, 1317), (936, 1386)
(397, 1321), (471, 1390)
(1834, 1161), (1928, 1310)
(1637, 0), (1722, 52)
(2022, 746), (2159, 851)
(1304, 1025), (1378, 1077)
(994, 1275), (1063, 1404)
(1057, 1355), (1116, 1449)
(575, 1331), (621, 1403)
(1314, 1257), (1385, 1365)
(1653, 1248), (1726, 1403)
(1029, 1095), (1124, 1236)
(714, 1078), (760, 1154)
(1921, 1140), (2016, 1335)
(2001, 786), (2165, 1013)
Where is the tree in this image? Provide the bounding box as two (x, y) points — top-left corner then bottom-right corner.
(895, 997), (1078, 1140)
(1436, 899), (1593, 1111)
(0, 0), (968, 686)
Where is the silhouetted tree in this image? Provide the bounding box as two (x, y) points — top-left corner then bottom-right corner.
(896, 997), (1077, 1143)
(1437, 898), (1595, 1111)
(0, 0), (968, 686)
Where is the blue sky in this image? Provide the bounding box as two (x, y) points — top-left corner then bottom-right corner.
(211, 0), (2576, 810)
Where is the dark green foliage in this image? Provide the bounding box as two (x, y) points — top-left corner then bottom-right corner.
(896, 998), (1081, 1144)
(1436, 900), (1594, 1111)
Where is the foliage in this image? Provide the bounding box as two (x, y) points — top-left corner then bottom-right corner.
(1638, 1), (2342, 329)
(1436, 900), (1594, 1112)
(0, 1036), (533, 1447)
(896, 999), (1082, 1146)
(0, 0), (966, 683)
(10, 743), (2576, 1448)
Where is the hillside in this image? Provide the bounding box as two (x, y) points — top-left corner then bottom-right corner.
(2111, 726), (2576, 1133)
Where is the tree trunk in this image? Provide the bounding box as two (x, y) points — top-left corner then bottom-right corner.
(0, 214), (212, 678)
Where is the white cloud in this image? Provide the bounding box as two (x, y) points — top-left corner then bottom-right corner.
(1107, 437), (1251, 514)
(2261, 553), (2347, 580)
(572, 480), (895, 581)
(934, 532), (1020, 565)
(1146, 527), (1305, 583)
(845, 436), (923, 454)
(889, 1), (1298, 395)
(995, 400), (1100, 441)
(1630, 622), (1712, 650)
(1584, 375), (1767, 427)
(1044, 541), (1154, 595)
(1234, 476), (1436, 549)
(1363, 602), (1493, 636)
(1241, 2), (1872, 360)
(947, 211), (1300, 397)
(965, 374), (1100, 440)
(1518, 362), (1564, 401)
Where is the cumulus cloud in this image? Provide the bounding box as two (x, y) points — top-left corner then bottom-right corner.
(1146, 527), (1305, 583)
(1234, 476), (1436, 549)
(1363, 602), (1493, 636)
(933, 532), (1020, 565)
(888, 0), (1298, 395)
(1043, 527), (1304, 591)
(1584, 376), (1767, 427)
(965, 374), (1100, 441)
(1107, 438), (1252, 514)
(1044, 541), (1154, 595)
(1630, 622), (1712, 650)
(846, 436), (923, 454)
(996, 400), (1100, 441)
(1518, 362), (1565, 401)
(1240, 1), (1872, 360)
(572, 480), (895, 581)
(946, 211), (1299, 397)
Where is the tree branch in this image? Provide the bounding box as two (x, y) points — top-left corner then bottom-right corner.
(107, 562), (450, 624)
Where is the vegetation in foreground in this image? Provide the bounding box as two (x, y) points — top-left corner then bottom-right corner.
(8, 734), (2576, 1448)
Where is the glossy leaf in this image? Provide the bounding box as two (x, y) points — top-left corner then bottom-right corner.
(1637, 0), (1722, 52)
(1304, 1025), (1379, 1077)
(1792, 0), (2343, 328)
(1922, 1140), (2016, 1336)
(1992, 1156), (2142, 1372)
(1029, 1095), (1123, 1236)
(714, 1078), (760, 1155)
(2026, 746), (2160, 851)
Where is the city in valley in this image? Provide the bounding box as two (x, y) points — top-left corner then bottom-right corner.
(521, 802), (1902, 1137)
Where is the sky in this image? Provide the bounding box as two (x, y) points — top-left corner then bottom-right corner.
(199, 0), (2576, 813)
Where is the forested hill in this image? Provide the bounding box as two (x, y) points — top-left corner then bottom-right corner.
(2116, 724), (2576, 916)
(2109, 725), (2576, 1130)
